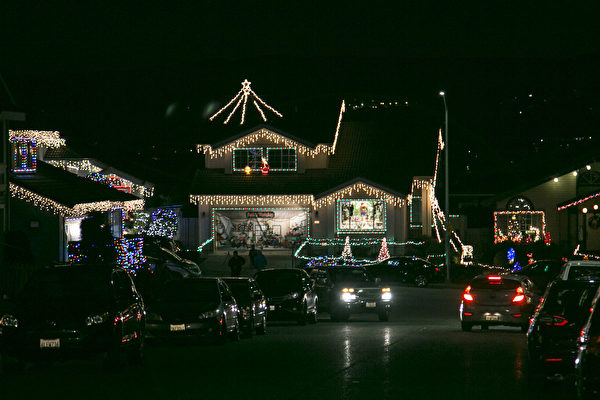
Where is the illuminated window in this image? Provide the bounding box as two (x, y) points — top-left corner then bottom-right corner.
(267, 148), (297, 171)
(493, 211), (546, 244)
(233, 148), (263, 171)
(337, 199), (386, 234)
(11, 139), (37, 173)
(506, 196), (533, 211)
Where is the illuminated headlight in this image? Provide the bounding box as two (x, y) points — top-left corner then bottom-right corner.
(198, 310), (219, 320)
(341, 292), (357, 302)
(285, 292), (300, 300)
(381, 292), (392, 301)
(0, 314), (18, 328)
(86, 312), (108, 326)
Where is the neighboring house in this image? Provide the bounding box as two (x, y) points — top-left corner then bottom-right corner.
(189, 80), (442, 256)
(8, 130), (145, 266)
(493, 161), (600, 251)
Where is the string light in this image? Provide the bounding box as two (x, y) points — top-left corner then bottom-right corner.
(209, 79), (283, 125)
(10, 183), (144, 217)
(558, 191), (600, 211)
(336, 198), (387, 235)
(199, 101), (345, 160)
(493, 211), (547, 244)
(9, 130), (65, 148)
(145, 209), (178, 239)
(47, 159), (102, 174)
(315, 182), (405, 208)
(11, 139), (36, 173)
(190, 194), (313, 207)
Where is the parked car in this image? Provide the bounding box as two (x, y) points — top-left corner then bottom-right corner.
(309, 266), (392, 321)
(459, 274), (539, 332)
(557, 260), (600, 281)
(365, 256), (444, 287)
(145, 245), (202, 279)
(575, 285), (600, 399)
(527, 280), (599, 374)
(0, 264), (145, 371)
(145, 278), (240, 343)
(254, 268), (318, 325)
(222, 277), (267, 336)
(511, 259), (564, 290)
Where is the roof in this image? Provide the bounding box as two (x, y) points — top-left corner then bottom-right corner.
(10, 162), (140, 211)
(189, 107), (438, 198)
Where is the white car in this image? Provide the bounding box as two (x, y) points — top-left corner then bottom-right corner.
(556, 260), (600, 280)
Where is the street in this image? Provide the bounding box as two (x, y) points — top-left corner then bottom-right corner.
(0, 286), (576, 399)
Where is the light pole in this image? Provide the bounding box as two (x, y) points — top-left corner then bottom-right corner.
(439, 91), (450, 282)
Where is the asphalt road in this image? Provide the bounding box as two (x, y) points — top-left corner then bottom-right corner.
(0, 286), (577, 400)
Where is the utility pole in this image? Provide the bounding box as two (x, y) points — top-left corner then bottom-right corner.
(439, 91), (450, 283)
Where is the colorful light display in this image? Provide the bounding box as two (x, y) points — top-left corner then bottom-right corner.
(190, 194), (313, 207)
(341, 236), (353, 259)
(377, 237), (390, 261)
(146, 209), (179, 239)
(114, 237), (146, 270)
(9, 130), (65, 148)
(336, 199), (386, 234)
(558, 192), (600, 211)
(315, 182), (405, 208)
(11, 139), (37, 173)
(493, 211), (547, 244)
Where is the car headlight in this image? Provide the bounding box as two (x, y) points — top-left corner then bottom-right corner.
(0, 314), (18, 328)
(85, 312), (109, 326)
(381, 292), (392, 301)
(285, 292), (300, 300)
(198, 310), (219, 320)
(341, 292), (357, 302)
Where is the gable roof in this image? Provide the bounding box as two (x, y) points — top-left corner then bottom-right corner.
(10, 162), (143, 216)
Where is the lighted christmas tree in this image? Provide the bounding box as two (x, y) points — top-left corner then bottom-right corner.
(377, 237), (390, 261)
(341, 236), (353, 259)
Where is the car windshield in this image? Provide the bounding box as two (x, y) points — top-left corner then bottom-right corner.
(568, 266), (600, 281)
(223, 280), (251, 302)
(256, 271), (302, 296)
(161, 279), (219, 303)
(543, 283), (599, 319)
(21, 268), (111, 302)
(329, 269), (370, 285)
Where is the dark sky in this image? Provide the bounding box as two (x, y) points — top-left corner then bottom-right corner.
(1, 2), (599, 192)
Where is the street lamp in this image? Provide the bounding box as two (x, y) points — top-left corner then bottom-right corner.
(439, 91), (450, 282)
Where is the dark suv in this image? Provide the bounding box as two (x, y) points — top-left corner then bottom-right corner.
(309, 266), (392, 321)
(254, 268), (318, 325)
(365, 256), (444, 287)
(0, 265), (145, 370)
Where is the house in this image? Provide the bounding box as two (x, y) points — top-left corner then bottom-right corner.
(189, 80), (447, 261)
(493, 161), (600, 253)
(7, 130), (145, 266)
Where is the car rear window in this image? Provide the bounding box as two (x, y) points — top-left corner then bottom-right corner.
(543, 283), (599, 317)
(568, 266), (600, 281)
(255, 271), (302, 295)
(223, 280), (251, 302)
(329, 269), (370, 284)
(470, 277), (521, 290)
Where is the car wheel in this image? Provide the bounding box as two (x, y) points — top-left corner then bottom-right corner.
(229, 318), (240, 341)
(378, 309), (390, 322)
(256, 315), (267, 335)
(297, 302), (308, 326)
(461, 322), (473, 332)
(414, 274), (429, 288)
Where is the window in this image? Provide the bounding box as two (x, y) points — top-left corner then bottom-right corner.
(493, 211), (546, 244)
(506, 196), (533, 211)
(410, 196), (423, 227)
(267, 148), (297, 171)
(11, 139), (37, 173)
(233, 148), (263, 171)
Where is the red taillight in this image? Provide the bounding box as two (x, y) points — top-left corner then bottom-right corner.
(544, 315), (568, 326)
(545, 358), (563, 362)
(488, 276), (502, 285)
(512, 294), (525, 303)
(464, 312), (473, 316)
(463, 286), (473, 302)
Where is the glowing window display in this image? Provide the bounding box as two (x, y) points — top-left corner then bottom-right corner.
(337, 199), (386, 234)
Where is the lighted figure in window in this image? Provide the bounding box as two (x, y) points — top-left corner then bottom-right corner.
(260, 157), (270, 175)
(244, 165), (252, 175)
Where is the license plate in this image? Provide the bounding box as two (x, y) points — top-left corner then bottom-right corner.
(170, 324), (185, 331)
(269, 305), (276, 311)
(485, 315), (500, 321)
(40, 338), (60, 348)
(366, 302), (376, 308)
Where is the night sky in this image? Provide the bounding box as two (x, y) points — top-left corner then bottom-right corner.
(1, 3), (599, 194)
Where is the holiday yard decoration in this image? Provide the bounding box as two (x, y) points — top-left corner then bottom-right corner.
(377, 237), (390, 261)
(341, 236), (353, 259)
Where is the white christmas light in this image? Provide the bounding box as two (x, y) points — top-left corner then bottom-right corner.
(210, 79), (283, 125)
(9, 130), (65, 148)
(190, 194), (314, 207)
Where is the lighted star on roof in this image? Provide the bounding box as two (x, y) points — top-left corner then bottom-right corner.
(209, 79), (283, 125)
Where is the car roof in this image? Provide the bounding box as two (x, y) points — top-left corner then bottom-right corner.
(564, 260), (600, 267)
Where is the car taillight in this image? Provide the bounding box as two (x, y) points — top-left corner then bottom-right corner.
(463, 285), (473, 302)
(488, 276), (502, 285)
(542, 315), (568, 326)
(512, 287), (525, 303)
